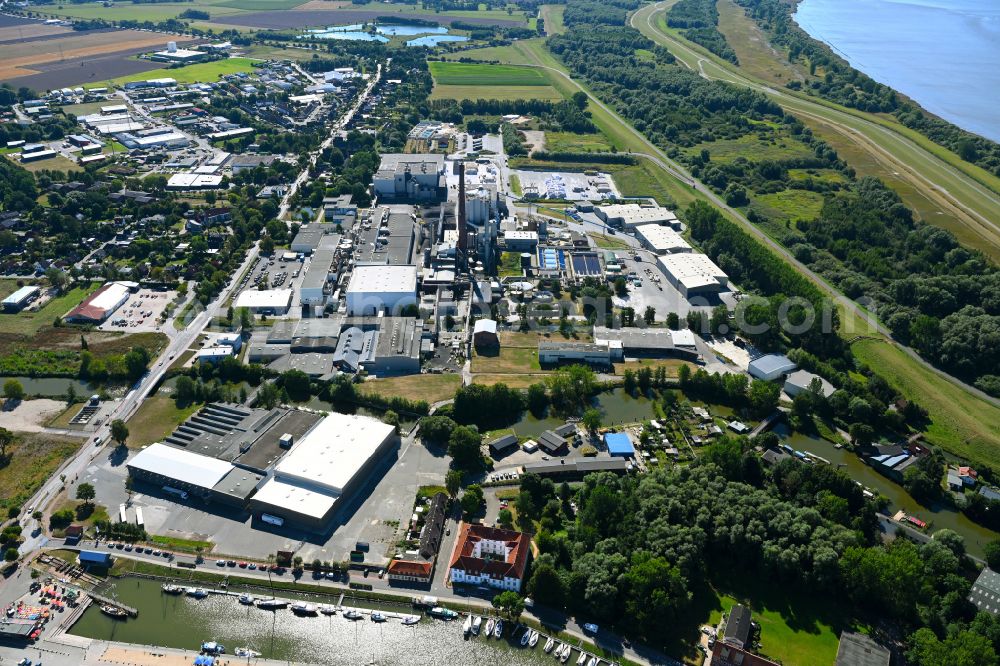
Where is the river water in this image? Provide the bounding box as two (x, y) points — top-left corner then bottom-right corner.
(69, 578), (566, 665)
(793, 0), (1000, 142)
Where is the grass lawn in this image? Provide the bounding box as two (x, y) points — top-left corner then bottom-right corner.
(88, 57), (258, 88)
(4, 154), (81, 174)
(429, 61), (549, 86)
(754, 189), (826, 222)
(612, 358), (693, 378)
(51, 500), (110, 536)
(544, 130), (613, 153)
(852, 339), (1000, 470)
(472, 373), (550, 389)
(499, 330), (591, 346)
(149, 534), (214, 553)
(588, 232), (633, 250)
(126, 395), (201, 448)
(430, 84), (562, 102)
(45, 404), (82, 430)
(471, 346), (542, 373)
(358, 373), (461, 404)
(702, 571), (854, 666)
(540, 4), (565, 35)
(0, 433), (81, 513)
(0, 285), (93, 337)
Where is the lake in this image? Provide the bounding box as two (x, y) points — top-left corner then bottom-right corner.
(0, 375), (98, 398)
(69, 577), (574, 665)
(504, 388), (658, 439)
(794, 0), (1000, 142)
(301, 23), (468, 46)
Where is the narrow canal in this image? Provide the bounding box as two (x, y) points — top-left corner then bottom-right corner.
(69, 578), (568, 665)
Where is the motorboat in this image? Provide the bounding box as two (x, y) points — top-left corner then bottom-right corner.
(587, 657), (597, 666)
(371, 611), (388, 623)
(463, 614), (473, 636)
(544, 637), (556, 653)
(560, 645), (572, 663)
(238, 593), (255, 605)
(161, 584), (182, 595)
(100, 604), (127, 619)
(554, 643), (565, 659)
(472, 615), (482, 635)
(485, 617), (496, 637)
(319, 604), (337, 615)
(429, 606), (459, 620)
(529, 630), (540, 648)
(256, 598), (288, 610)
(402, 615), (420, 626)
(577, 650), (587, 665)
(494, 619), (503, 639)
(186, 588), (209, 599)
(344, 609), (363, 620)
(201, 641), (225, 655)
(520, 628), (531, 647)
(291, 602), (317, 615)
(235, 648), (261, 658)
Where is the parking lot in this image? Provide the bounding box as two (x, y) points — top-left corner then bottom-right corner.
(233, 253), (309, 318)
(99, 287), (175, 332)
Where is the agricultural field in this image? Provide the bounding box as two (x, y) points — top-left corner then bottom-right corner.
(85, 57), (258, 88)
(0, 28), (176, 80)
(429, 61), (563, 100)
(544, 130), (613, 153)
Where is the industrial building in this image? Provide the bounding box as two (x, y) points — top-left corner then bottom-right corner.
(299, 235), (343, 307)
(473, 319), (499, 349)
(127, 442), (262, 507)
(2, 285), (40, 312)
(596, 203), (679, 230)
(538, 340), (622, 367)
(373, 153), (446, 202)
(504, 230), (539, 251)
(290, 225), (327, 254)
(604, 432), (636, 457)
(345, 264), (418, 316)
(594, 326), (700, 360)
(656, 253), (729, 297)
(633, 224), (691, 254)
(747, 354), (796, 382)
(64, 281), (133, 323)
(233, 288), (293, 315)
(448, 523), (530, 592)
(783, 369), (835, 398)
(521, 458), (630, 479)
(152, 42), (208, 62)
(250, 412), (398, 530)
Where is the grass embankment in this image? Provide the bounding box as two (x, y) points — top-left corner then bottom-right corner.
(429, 61), (563, 101)
(125, 395), (201, 448)
(359, 373), (461, 405)
(0, 433), (81, 514)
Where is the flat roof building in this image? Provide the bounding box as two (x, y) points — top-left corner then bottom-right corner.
(522, 458), (630, 479)
(604, 432), (636, 457)
(251, 412), (397, 530)
(233, 288), (293, 315)
(538, 340), (622, 368)
(783, 369), (835, 398)
(594, 326), (699, 360)
(834, 632), (890, 666)
(345, 264), (418, 316)
(633, 223), (691, 254)
(596, 203), (679, 230)
(657, 253), (728, 297)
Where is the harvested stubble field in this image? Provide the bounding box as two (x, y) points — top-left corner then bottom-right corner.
(0, 28), (180, 80)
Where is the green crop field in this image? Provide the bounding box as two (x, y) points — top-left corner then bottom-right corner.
(87, 58), (258, 88)
(429, 61), (549, 86)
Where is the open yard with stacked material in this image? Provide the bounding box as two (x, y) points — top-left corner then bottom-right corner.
(429, 61), (562, 101)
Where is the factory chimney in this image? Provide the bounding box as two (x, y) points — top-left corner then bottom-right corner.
(456, 160), (467, 269)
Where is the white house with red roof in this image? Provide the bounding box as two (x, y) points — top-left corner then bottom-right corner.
(448, 523), (530, 592)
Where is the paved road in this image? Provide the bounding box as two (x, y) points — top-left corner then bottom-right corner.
(278, 62), (383, 220)
(506, 28), (1000, 409)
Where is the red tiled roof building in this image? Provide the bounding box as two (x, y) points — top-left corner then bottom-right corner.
(448, 523), (530, 593)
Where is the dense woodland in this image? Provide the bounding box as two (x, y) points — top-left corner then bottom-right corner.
(733, 0), (1000, 177)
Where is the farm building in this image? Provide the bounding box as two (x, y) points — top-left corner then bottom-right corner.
(64, 282), (132, 323)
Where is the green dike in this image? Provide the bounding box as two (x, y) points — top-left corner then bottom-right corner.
(633, 4), (1000, 259)
(469, 33), (1000, 466)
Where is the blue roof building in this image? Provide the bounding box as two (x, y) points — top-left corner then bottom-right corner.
(604, 432), (635, 457)
(78, 550), (112, 567)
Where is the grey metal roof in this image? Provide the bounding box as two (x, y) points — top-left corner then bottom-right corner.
(834, 632), (890, 666)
